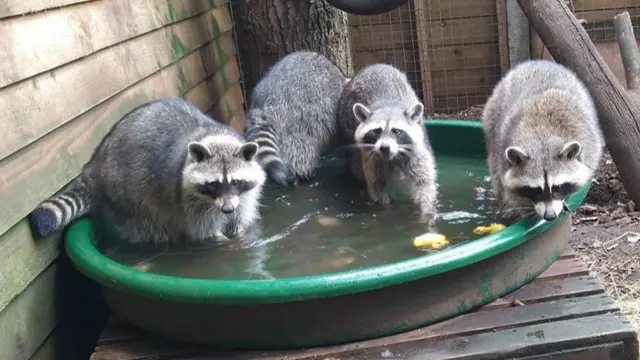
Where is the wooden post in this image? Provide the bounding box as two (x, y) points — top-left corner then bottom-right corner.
(506, 1), (531, 66)
(412, 0), (434, 112)
(495, 0), (509, 73)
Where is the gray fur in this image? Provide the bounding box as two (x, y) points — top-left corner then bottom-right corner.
(244, 51), (348, 186)
(336, 63), (438, 223)
(28, 98), (266, 243)
(482, 59), (604, 221)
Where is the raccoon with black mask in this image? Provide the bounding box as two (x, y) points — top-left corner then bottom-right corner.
(337, 63), (438, 224)
(482, 60), (604, 221)
(28, 98), (266, 243)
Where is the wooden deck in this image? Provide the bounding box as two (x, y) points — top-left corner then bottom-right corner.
(90, 248), (639, 360)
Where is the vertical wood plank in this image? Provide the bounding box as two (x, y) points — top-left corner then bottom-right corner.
(412, 0), (435, 112)
(496, 0), (510, 73)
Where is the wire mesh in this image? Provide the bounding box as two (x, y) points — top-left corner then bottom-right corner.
(348, 0), (503, 117)
(556, 0), (640, 90)
(230, 1), (640, 116)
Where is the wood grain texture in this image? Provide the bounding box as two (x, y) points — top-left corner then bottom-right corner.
(0, 0), (93, 19)
(184, 57), (241, 116)
(0, 49), (212, 236)
(0, 0), (214, 88)
(431, 68), (502, 97)
(412, 0), (434, 111)
(0, 263), (60, 360)
(495, 0), (509, 73)
(0, 220), (61, 314)
(209, 82), (244, 123)
(428, 43), (501, 71)
(0, 5), (233, 161)
(227, 109), (246, 134)
(424, 0), (496, 19)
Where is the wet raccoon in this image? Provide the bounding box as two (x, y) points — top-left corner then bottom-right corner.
(244, 51), (348, 187)
(28, 98), (266, 243)
(482, 60), (604, 221)
(337, 63), (438, 222)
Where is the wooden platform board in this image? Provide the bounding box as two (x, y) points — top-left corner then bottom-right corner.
(90, 249), (639, 360)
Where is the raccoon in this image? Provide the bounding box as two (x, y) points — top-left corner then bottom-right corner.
(336, 63), (438, 222)
(28, 98), (266, 244)
(482, 59), (604, 221)
(244, 51), (348, 187)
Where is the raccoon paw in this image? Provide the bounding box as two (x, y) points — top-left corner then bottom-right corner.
(419, 212), (438, 229)
(27, 208), (61, 237)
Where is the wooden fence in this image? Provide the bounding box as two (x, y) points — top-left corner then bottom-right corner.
(0, 1), (245, 359)
(348, 0), (640, 115)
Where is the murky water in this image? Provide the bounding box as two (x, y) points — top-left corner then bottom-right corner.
(100, 154), (503, 279)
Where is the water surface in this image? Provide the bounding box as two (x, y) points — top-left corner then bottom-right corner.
(101, 154), (502, 280)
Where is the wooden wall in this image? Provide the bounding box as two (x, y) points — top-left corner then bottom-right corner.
(348, 0), (508, 115)
(0, 1), (245, 359)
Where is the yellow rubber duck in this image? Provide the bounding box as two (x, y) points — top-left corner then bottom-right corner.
(413, 233), (449, 249)
(473, 223), (506, 235)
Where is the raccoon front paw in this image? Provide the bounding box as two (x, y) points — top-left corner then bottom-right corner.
(419, 211), (438, 229)
(378, 192), (392, 206)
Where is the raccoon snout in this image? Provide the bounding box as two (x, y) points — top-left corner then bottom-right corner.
(542, 210), (557, 221)
(217, 195), (239, 213)
(535, 200), (564, 221)
(376, 140), (398, 157)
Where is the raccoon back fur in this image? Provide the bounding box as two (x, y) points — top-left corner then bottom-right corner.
(28, 98), (266, 243)
(244, 51), (348, 187)
(482, 59), (604, 221)
(337, 63), (438, 222)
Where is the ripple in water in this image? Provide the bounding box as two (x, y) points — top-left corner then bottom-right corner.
(100, 154), (504, 280)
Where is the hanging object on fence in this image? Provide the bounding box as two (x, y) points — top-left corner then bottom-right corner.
(326, 0), (409, 15)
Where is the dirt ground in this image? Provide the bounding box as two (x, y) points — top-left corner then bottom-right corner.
(432, 106), (640, 327)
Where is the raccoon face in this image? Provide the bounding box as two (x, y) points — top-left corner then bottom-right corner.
(352, 102), (424, 159)
(502, 141), (591, 221)
(183, 135), (266, 213)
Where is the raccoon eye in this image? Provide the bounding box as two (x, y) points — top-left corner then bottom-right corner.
(230, 179), (239, 186)
(372, 128), (382, 135)
(234, 180), (256, 193)
(552, 183), (579, 197)
(515, 186), (543, 201)
(391, 128), (401, 135)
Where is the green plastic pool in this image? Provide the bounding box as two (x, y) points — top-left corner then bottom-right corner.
(65, 120), (589, 349)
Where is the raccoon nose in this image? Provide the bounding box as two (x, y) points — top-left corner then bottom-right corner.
(221, 200), (235, 213)
(543, 210), (557, 221)
(379, 144), (390, 154)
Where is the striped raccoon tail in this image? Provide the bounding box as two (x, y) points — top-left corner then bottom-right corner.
(245, 123), (291, 187)
(27, 174), (92, 237)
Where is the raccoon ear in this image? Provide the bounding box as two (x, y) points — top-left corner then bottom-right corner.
(352, 103), (371, 123)
(558, 141), (582, 160)
(505, 146), (529, 166)
(235, 142), (259, 161)
(188, 142), (213, 162)
(405, 103), (424, 123)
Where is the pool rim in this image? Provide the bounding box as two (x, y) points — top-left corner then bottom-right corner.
(64, 119), (590, 305)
